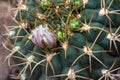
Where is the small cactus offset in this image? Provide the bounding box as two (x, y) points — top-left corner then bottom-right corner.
(3, 0), (120, 80)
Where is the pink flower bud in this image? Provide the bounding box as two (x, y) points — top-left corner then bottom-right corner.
(32, 24), (56, 48)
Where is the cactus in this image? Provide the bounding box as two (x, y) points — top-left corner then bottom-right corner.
(3, 0), (120, 80)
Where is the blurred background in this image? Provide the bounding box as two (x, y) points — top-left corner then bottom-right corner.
(0, 0), (17, 80)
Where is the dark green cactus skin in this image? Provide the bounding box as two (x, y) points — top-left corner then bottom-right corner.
(7, 0), (120, 80)
(39, 75), (59, 80)
(41, 55), (62, 76)
(60, 64), (89, 80)
(59, 45), (80, 67)
(69, 33), (85, 48)
(77, 42), (105, 68)
(10, 28), (28, 43)
(84, 22), (106, 42)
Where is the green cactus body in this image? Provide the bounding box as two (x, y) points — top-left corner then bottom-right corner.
(24, 53), (42, 79)
(91, 68), (104, 79)
(10, 28), (28, 44)
(59, 45), (80, 67)
(12, 37), (34, 59)
(69, 18), (81, 29)
(41, 54), (62, 76)
(69, 33), (85, 48)
(6, 0), (120, 80)
(84, 22), (106, 42)
(99, 27), (120, 55)
(77, 42), (105, 68)
(39, 75), (59, 80)
(56, 31), (67, 41)
(60, 63), (89, 80)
